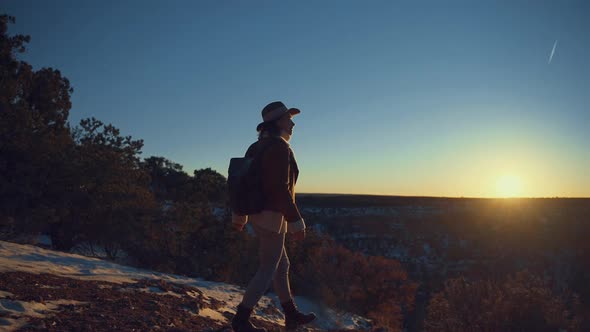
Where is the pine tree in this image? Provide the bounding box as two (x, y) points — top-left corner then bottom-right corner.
(0, 15), (75, 238)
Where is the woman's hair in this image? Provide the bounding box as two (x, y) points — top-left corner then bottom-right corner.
(257, 120), (281, 139)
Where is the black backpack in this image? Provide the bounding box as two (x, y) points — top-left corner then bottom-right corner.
(228, 138), (280, 216)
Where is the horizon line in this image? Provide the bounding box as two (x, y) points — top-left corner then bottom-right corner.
(296, 192), (590, 199)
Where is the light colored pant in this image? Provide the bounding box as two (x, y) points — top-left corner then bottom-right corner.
(241, 223), (292, 308)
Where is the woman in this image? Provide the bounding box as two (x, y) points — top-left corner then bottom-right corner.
(231, 101), (316, 332)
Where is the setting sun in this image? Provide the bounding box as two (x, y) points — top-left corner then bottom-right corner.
(496, 175), (522, 198)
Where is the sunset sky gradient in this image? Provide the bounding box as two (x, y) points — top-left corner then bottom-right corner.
(5, 0), (589, 197)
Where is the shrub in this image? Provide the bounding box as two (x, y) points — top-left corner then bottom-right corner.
(288, 231), (417, 330)
(425, 270), (586, 331)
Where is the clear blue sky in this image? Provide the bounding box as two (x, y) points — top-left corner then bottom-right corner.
(4, 0), (589, 197)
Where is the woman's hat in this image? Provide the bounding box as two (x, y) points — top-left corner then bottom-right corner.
(257, 101), (301, 131)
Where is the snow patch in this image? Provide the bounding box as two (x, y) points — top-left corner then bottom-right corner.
(0, 299), (85, 318)
(0, 290), (14, 298)
(199, 308), (227, 322)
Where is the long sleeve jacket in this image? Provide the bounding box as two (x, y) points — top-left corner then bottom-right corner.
(251, 136), (302, 222)
(232, 136), (305, 233)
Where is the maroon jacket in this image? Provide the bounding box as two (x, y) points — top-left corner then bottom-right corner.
(245, 136), (302, 223)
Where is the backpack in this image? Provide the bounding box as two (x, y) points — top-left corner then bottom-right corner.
(228, 138), (281, 216)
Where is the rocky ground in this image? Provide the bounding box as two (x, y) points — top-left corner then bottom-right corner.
(0, 271), (368, 332)
(0, 240), (373, 332)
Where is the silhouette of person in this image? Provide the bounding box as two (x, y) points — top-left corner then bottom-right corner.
(231, 101), (316, 332)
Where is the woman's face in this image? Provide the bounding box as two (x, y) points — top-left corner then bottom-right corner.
(276, 113), (295, 136)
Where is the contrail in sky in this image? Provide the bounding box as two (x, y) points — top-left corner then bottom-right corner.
(548, 40), (558, 64)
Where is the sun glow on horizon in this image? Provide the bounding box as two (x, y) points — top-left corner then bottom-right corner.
(496, 174), (523, 198)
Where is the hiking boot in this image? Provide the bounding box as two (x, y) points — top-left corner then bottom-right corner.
(231, 304), (267, 332)
(281, 299), (316, 330)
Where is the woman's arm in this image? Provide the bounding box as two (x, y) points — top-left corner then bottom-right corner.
(263, 142), (303, 224)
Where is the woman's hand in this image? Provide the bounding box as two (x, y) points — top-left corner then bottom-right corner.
(232, 214), (247, 232)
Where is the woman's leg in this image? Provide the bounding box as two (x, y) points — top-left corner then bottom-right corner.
(240, 224), (286, 309)
(273, 247), (316, 330)
(272, 246), (293, 303)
